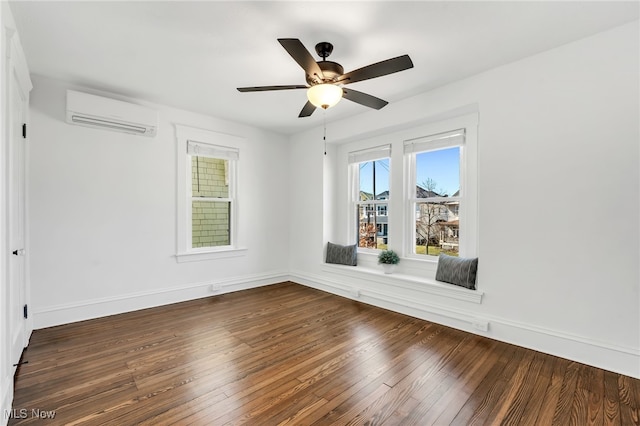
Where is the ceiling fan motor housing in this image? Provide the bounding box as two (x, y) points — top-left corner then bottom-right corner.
(306, 61), (344, 85)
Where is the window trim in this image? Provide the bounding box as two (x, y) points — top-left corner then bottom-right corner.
(175, 124), (246, 262)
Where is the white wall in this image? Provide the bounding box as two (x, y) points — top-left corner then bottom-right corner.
(28, 75), (290, 328)
(289, 21), (639, 377)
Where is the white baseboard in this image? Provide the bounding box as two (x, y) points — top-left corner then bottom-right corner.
(33, 270), (289, 329)
(290, 269), (640, 379)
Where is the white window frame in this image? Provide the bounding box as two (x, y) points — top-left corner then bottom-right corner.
(348, 144), (391, 253)
(175, 124), (246, 262)
(404, 114), (478, 260)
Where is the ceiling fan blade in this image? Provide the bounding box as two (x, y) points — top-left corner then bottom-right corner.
(278, 38), (324, 81)
(298, 101), (316, 117)
(337, 55), (413, 85)
(237, 85), (307, 92)
(342, 88), (389, 110)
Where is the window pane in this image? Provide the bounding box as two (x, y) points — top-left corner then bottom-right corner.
(192, 200), (230, 248)
(414, 202), (459, 257)
(192, 156), (229, 198)
(359, 158), (389, 200)
(358, 203), (387, 249)
(415, 147), (460, 198)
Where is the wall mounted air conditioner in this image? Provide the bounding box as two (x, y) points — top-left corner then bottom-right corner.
(66, 90), (158, 137)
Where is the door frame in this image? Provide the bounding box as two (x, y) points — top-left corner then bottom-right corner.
(6, 18), (33, 363)
(7, 51), (30, 370)
(1, 12), (33, 420)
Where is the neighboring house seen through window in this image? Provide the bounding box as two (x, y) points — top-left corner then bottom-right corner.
(349, 145), (391, 251)
(406, 130), (463, 257)
(404, 118), (477, 259)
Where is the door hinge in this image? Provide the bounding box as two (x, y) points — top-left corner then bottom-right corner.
(23, 304), (28, 319)
(22, 123), (27, 139)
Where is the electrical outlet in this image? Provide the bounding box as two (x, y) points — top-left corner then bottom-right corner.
(472, 319), (489, 332)
(210, 283), (222, 293)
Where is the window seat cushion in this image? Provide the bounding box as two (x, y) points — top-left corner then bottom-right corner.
(326, 242), (357, 266)
(435, 253), (478, 290)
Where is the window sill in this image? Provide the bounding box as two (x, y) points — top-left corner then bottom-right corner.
(321, 263), (482, 304)
(175, 247), (247, 263)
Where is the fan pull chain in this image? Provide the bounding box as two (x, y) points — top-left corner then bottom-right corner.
(323, 109), (327, 156)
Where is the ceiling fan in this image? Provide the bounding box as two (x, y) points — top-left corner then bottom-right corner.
(237, 38), (414, 118)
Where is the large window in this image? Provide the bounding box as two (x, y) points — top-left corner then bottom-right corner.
(175, 125), (244, 262)
(341, 114), (477, 269)
(405, 129), (468, 258)
(349, 145), (390, 250)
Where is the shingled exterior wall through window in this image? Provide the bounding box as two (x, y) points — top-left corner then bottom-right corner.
(191, 156), (230, 247)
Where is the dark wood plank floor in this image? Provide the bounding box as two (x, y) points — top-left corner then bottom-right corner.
(9, 282), (640, 425)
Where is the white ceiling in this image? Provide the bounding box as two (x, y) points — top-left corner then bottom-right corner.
(9, 1), (639, 135)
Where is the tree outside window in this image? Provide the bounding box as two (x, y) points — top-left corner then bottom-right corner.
(411, 141), (462, 257)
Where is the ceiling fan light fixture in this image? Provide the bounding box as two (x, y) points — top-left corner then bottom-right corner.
(307, 84), (342, 109)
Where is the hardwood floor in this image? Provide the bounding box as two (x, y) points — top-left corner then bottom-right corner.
(9, 282), (640, 425)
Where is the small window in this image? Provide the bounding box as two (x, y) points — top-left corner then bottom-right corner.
(175, 125), (244, 262)
(191, 155), (231, 248)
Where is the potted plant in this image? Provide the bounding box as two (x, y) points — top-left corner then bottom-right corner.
(378, 250), (400, 274)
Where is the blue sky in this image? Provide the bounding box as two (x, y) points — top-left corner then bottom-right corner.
(359, 147), (460, 197)
(359, 159), (389, 197)
(416, 147), (460, 196)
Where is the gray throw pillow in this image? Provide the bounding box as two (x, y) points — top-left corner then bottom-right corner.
(326, 242), (357, 266)
(435, 253), (478, 289)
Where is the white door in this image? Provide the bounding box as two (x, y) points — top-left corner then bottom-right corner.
(8, 65), (28, 372)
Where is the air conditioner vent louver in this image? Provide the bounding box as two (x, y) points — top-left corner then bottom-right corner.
(66, 90), (158, 137)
